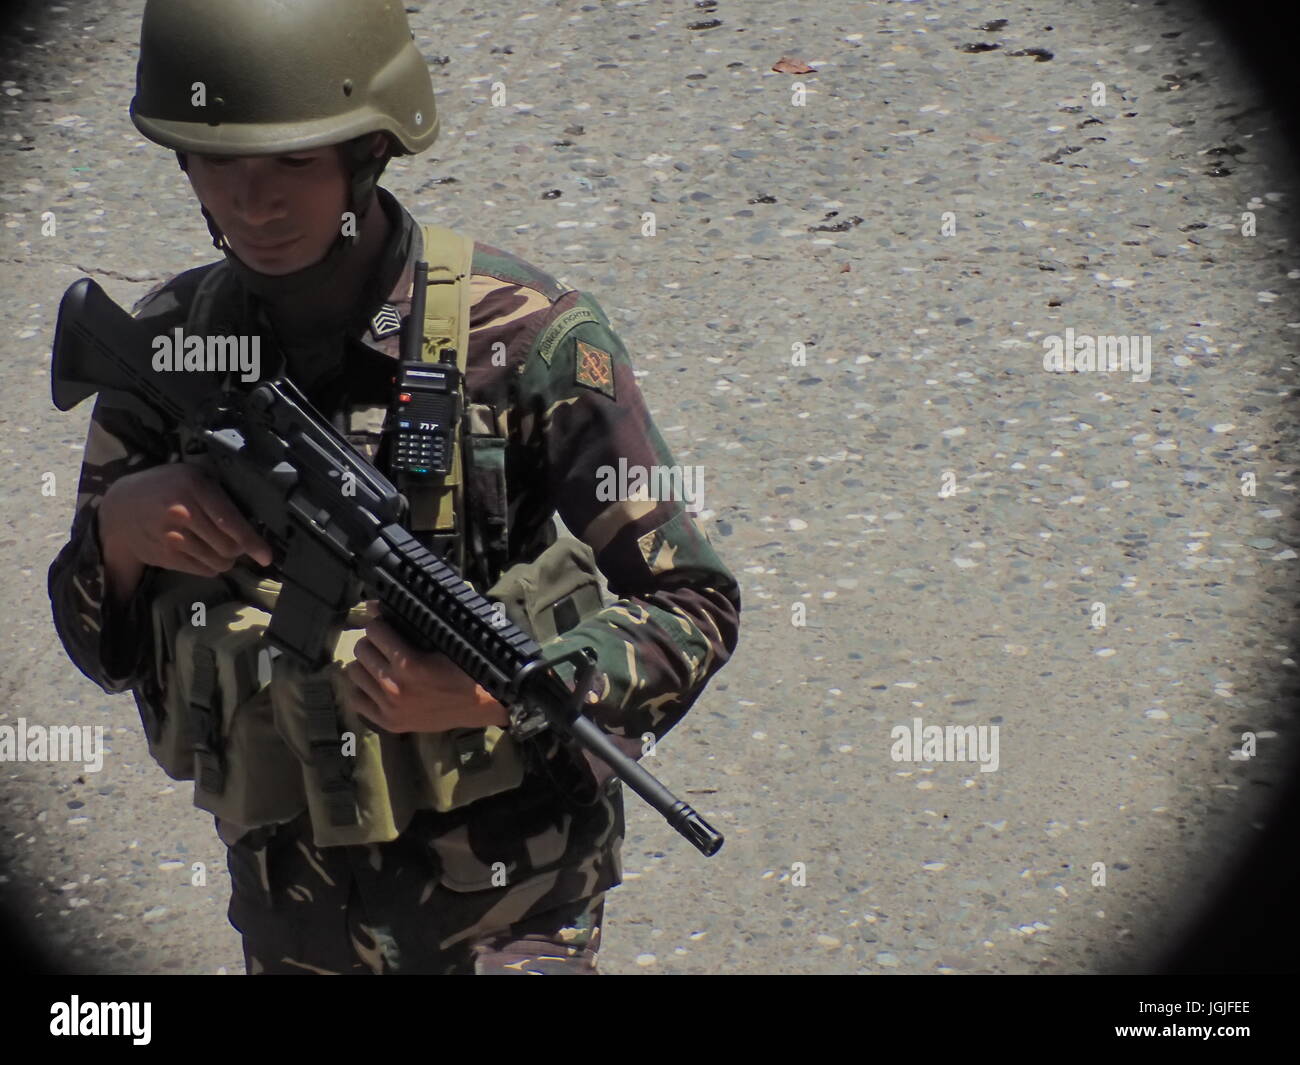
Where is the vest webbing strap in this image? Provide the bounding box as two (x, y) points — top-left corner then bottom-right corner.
(189, 644), (225, 795)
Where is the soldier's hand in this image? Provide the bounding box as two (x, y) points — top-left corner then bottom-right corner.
(99, 463), (274, 582)
(342, 601), (511, 734)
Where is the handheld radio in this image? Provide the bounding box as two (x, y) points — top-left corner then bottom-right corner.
(387, 261), (458, 478)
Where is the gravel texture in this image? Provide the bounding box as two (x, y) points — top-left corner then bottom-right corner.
(1, 0), (1297, 975)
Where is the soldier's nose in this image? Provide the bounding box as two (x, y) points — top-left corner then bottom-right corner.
(230, 168), (289, 226)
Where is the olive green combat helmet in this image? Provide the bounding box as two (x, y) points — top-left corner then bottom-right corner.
(129, 0), (439, 290)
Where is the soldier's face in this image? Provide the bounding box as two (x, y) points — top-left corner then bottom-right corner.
(184, 146), (350, 275)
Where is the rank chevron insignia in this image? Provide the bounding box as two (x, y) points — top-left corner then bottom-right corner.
(370, 303), (403, 340)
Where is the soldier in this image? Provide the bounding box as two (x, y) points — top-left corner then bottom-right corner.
(47, 0), (740, 974)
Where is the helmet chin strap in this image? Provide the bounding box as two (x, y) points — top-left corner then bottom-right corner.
(176, 142), (391, 302)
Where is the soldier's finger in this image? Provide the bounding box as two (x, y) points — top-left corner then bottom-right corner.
(354, 638), (402, 697)
(163, 528), (233, 573)
(160, 543), (224, 578)
(361, 615), (410, 667)
(191, 480), (274, 566)
(169, 560), (224, 579)
(164, 496), (244, 560)
(344, 679), (387, 730)
(343, 660), (394, 717)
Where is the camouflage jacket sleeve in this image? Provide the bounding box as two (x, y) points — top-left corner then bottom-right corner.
(513, 291), (742, 790)
(47, 288), (179, 694)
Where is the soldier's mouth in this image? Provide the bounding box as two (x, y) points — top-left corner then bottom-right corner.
(242, 236), (300, 251)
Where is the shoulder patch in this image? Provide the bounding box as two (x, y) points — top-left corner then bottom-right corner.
(535, 305), (601, 367)
(575, 339), (616, 401)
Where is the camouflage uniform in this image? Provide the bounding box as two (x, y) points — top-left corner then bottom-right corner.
(228, 811), (606, 974)
(47, 186), (742, 973)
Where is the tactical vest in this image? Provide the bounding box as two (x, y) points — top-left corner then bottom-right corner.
(132, 225), (607, 847)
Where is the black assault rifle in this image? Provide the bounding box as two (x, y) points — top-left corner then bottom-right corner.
(51, 277), (723, 856)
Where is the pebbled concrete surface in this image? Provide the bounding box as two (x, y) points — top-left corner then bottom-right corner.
(1, 0), (1297, 975)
